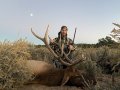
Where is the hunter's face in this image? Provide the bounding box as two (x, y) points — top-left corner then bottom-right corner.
(61, 28), (68, 37)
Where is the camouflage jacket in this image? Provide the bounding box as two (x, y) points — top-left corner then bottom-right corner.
(50, 37), (74, 59)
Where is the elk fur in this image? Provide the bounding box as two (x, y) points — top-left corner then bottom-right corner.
(25, 60), (97, 87)
(26, 60), (54, 75)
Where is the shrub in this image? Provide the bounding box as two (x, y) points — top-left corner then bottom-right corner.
(29, 45), (54, 63)
(0, 39), (33, 90)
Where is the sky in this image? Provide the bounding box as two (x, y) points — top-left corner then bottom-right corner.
(0, 0), (120, 45)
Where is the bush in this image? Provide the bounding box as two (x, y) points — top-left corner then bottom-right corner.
(0, 39), (33, 90)
(29, 45), (54, 63)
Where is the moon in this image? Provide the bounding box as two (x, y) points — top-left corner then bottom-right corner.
(30, 13), (34, 17)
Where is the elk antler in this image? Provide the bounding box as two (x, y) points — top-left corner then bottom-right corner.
(31, 25), (85, 66)
(31, 25), (59, 59)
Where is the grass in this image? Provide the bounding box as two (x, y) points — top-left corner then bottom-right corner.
(0, 39), (119, 90)
(0, 39), (33, 90)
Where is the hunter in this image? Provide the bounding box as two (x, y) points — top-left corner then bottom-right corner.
(50, 26), (76, 69)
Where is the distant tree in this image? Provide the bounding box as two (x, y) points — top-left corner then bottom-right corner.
(110, 23), (120, 43)
(96, 36), (117, 47)
(76, 43), (95, 48)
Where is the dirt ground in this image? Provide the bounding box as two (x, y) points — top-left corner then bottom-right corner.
(18, 84), (82, 90)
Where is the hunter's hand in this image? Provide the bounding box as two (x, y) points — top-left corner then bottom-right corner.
(49, 37), (55, 44)
(69, 45), (75, 51)
(50, 39), (54, 43)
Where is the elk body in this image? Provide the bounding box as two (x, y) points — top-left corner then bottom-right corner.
(26, 60), (54, 75)
(26, 25), (97, 87)
(26, 60), (83, 86)
(29, 66), (81, 86)
(26, 61), (97, 87)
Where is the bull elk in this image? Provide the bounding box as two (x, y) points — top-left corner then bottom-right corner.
(25, 25), (97, 87)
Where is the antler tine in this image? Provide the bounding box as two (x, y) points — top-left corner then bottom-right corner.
(64, 53), (85, 66)
(63, 52), (73, 63)
(55, 33), (64, 57)
(63, 46), (82, 65)
(66, 50), (71, 56)
(54, 39), (73, 64)
(70, 53), (86, 66)
(31, 25), (59, 59)
(70, 59), (84, 66)
(44, 26), (59, 58)
(52, 41), (72, 64)
(31, 28), (44, 41)
(59, 58), (72, 66)
(59, 33), (62, 46)
(59, 53), (85, 66)
(66, 46), (77, 56)
(54, 40), (73, 64)
(60, 43), (64, 57)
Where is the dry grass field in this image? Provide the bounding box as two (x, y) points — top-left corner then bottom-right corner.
(0, 39), (120, 90)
